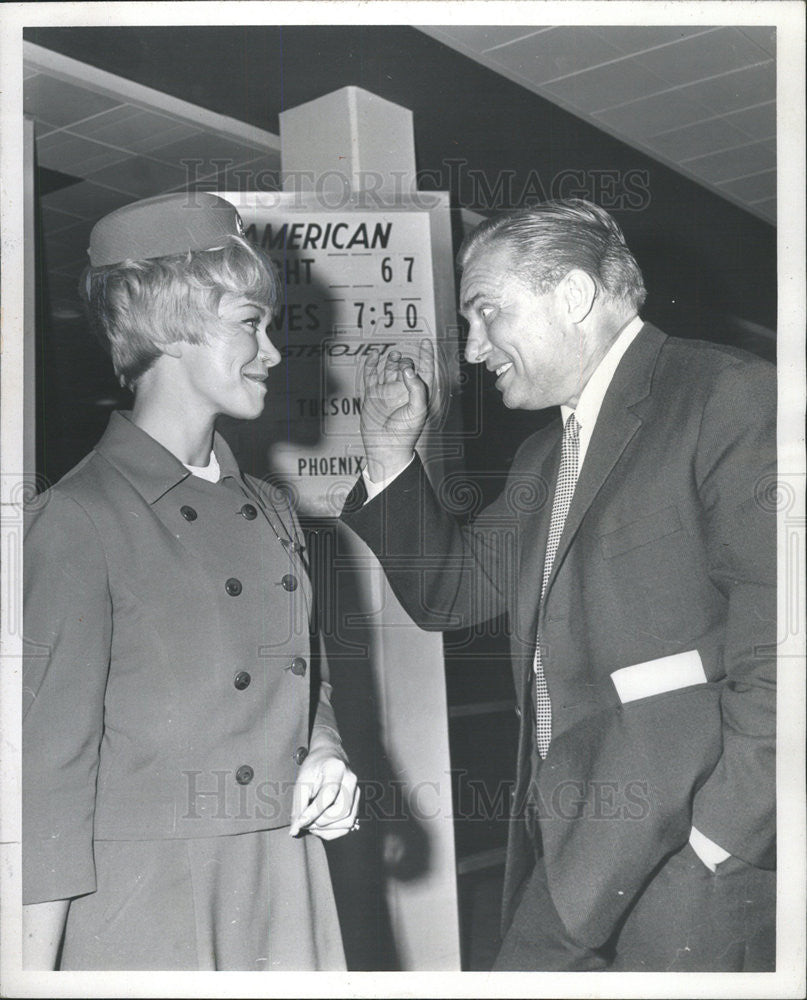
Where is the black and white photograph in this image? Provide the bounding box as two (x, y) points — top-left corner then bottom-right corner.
(0, 2), (804, 996)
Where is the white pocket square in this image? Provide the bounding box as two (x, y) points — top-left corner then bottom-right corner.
(610, 649), (708, 704)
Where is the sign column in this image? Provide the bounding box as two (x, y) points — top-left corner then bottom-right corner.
(240, 86), (460, 970)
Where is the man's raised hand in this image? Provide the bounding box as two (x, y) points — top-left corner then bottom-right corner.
(359, 338), (436, 483)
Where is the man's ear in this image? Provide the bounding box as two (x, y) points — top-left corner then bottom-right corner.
(159, 341), (183, 359)
(561, 269), (598, 323)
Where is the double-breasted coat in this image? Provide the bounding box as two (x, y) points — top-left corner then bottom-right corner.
(342, 324), (776, 952)
(23, 412), (345, 968)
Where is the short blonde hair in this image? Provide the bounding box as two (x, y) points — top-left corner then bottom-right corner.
(81, 236), (280, 389)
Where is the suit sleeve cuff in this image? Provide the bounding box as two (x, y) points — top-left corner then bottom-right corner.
(689, 825), (731, 871)
(362, 455), (415, 502)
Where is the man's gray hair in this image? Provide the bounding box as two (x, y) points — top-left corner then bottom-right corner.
(459, 199), (647, 311)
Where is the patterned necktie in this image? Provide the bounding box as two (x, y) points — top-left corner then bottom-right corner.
(534, 413), (580, 758)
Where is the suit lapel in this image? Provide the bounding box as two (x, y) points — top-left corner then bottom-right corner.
(541, 324), (666, 601)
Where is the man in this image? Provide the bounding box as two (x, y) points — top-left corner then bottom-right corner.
(341, 200), (776, 971)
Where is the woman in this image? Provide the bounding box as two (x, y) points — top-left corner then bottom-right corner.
(22, 192), (359, 971)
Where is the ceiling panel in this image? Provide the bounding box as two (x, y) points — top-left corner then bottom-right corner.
(40, 179), (135, 219)
(723, 101), (776, 138)
(685, 139), (775, 182)
(749, 196), (776, 216)
(541, 59), (669, 113)
(439, 26), (552, 52)
(587, 26), (713, 56)
(33, 117), (62, 139)
(676, 62), (775, 115)
(719, 171), (776, 202)
(488, 26), (625, 84)
(73, 106), (203, 156)
(645, 117), (751, 161)
(40, 204), (86, 236)
(593, 90), (713, 136)
(84, 155), (190, 198)
(737, 26), (776, 56)
(36, 131), (132, 176)
(146, 131), (269, 170)
(23, 74), (123, 128)
(631, 28), (768, 87)
(183, 155), (280, 193)
(417, 25), (776, 224)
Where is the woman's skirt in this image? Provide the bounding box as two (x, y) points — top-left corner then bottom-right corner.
(60, 828), (346, 970)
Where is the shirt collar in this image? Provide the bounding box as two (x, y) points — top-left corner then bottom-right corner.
(94, 411), (242, 503)
(184, 450), (222, 482)
(560, 315), (644, 430)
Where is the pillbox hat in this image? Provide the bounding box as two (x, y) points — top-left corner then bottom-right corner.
(88, 192), (246, 267)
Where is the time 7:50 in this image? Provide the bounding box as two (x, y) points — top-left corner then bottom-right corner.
(354, 301), (419, 330)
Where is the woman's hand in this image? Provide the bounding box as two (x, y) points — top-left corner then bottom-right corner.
(288, 748), (360, 841)
(359, 339), (437, 483)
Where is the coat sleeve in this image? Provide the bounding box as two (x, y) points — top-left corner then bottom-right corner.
(309, 629), (346, 757)
(23, 491), (112, 903)
(691, 359), (777, 867)
(341, 451), (542, 631)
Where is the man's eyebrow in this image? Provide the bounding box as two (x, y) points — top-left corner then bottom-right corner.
(460, 291), (484, 313)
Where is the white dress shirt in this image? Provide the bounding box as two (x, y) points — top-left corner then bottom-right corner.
(559, 314), (643, 470)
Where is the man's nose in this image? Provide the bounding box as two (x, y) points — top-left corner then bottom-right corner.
(464, 321), (490, 364)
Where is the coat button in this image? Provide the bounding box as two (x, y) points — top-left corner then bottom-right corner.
(293, 746), (308, 766)
(240, 503), (257, 520)
(281, 574), (298, 592)
(180, 505), (197, 521)
(225, 577), (242, 596)
(290, 657), (307, 676)
(235, 765), (254, 785)
(234, 671), (251, 690)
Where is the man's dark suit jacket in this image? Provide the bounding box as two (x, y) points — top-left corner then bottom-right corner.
(342, 324), (776, 948)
